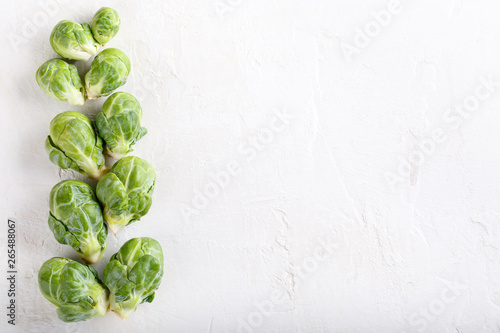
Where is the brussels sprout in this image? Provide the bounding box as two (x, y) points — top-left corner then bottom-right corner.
(91, 7), (120, 44)
(85, 48), (131, 100)
(96, 156), (155, 234)
(50, 20), (100, 61)
(48, 180), (107, 264)
(38, 257), (109, 322)
(36, 59), (85, 106)
(104, 238), (163, 319)
(96, 92), (147, 160)
(46, 111), (109, 179)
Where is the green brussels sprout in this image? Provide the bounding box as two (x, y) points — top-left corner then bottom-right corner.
(85, 48), (131, 100)
(91, 7), (120, 44)
(96, 92), (147, 160)
(104, 237), (163, 319)
(36, 59), (85, 106)
(48, 180), (107, 264)
(50, 20), (100, 61)
(96, 156), (155, 234)
(38, 257), (109, 322)
(45, 111), (109, 179)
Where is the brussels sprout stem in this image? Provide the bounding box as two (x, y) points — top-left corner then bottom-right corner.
(105, 138), (129, 160)
(105, 149), (126, 160)
(107, 219), (127, 235)
(67, 89), (85, 106)
(86, 90), (98, 100)
(96, 288), (111, 317)
(82, 251), (102, 265)
(111, 308), (134, 320)
(104, 210), (133, 235)
(88, 166), (110, 180)
(109, 292), (142, 320)
(86, 82), (103, 100)
(80, 235), (105, 264)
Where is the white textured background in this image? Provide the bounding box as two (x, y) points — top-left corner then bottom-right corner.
(2, 0), (500, 332)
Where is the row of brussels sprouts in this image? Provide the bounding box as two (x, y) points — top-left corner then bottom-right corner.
(37, 48), (131, 104)
(39, 238), (163, 322)
(35, 8), (164, 323)
(46, 94), (147, 178)
(37, 7), (128, 104)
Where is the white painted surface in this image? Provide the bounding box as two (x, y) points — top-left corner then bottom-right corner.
(1, 0), (500, 332)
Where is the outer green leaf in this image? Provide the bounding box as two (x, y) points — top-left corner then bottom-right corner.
(48, 214), (80, 249)
(38, 257), (109, 323)
(46, 111), (109, 179)
(45, 136), (80, 170)
(48, 180), (107, 263)
(57, 302), (96, 322)
(103, 259), (134, 302)
(95, 172), (128, 214)
(91, 7), (120, 44)
(96, 156), (155, 234)
(96, 92), (147, 160)
(85, 48), (131, 99)
(103, 238), (164, 319)
(142, 293), (155, 303)
(36, 59), (85, 106)
(128, 255), (162, 292)
(50, 20), (100, 60)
